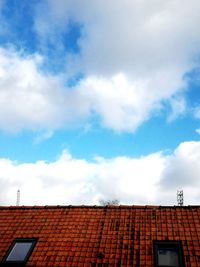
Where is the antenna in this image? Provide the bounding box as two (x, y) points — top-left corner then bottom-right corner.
(177, 190), (184, 206)
(16, 189), (20, 206)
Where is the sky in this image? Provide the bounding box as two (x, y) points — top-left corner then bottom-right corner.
(0, 0), (200, 206)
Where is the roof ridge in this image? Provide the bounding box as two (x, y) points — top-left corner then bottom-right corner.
(0, 204), (199, 210)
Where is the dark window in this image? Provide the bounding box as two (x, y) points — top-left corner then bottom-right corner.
(154, 241), (184, 267)
(2, 238), (37, 266)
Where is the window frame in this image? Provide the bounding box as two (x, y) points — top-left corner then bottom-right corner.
(153, 241), (185, 267)
(1, 238), (37, 266)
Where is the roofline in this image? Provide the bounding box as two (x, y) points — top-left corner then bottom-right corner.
(0, 205), (199, 210)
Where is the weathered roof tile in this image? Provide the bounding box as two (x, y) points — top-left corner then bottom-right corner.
(0, 205), (199, 266)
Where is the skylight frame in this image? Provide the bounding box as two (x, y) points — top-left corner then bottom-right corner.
(153, 240), (185, 267)
(2, 238), (37, 266)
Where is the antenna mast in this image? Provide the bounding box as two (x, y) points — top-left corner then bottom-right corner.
(16, 189), (20, 206)
(177, 190), (184, 206)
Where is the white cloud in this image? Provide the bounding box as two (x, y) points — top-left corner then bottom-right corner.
(167, 96), (186, 122)
(196, 128), (200, 135)
(1, 1), (200, 133)
(1, 141), (200, 206)
(158, 141), (200, 204)
(76, 73), (164, 131)
(33, 0), (200, 131)
(0, 47), (90, 132)
(33, 130), (54, 144)
(36, 1), (200, 78)
(0, 47), (184, 133)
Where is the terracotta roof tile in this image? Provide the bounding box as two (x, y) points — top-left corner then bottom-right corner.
(0, 205), (199, 266)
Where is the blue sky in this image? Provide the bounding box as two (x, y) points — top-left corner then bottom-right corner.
(0, 0), (200, 206)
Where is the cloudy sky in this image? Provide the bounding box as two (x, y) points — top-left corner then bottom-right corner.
(0, 0), (200, 206)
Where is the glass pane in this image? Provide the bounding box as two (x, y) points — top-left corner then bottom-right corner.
(6, 242), (33, 261)
(158, 249), (179, 266)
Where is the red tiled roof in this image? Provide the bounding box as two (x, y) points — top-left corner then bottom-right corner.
(0, 205), (200, 267)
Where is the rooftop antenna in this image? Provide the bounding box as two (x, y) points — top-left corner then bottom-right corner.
(177, 190), (184, 206)
(16, 189), (20, 206)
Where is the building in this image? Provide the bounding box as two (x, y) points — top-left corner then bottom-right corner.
(0, 205), (199, 266)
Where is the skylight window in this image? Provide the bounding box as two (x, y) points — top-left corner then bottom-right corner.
(154, 241), (184, 267)
(3, 238), (37, 265)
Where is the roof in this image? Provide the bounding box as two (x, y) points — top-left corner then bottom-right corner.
(0, 205), (200, 266)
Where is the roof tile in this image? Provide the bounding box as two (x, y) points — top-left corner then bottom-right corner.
(0, 205), (199, 266)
